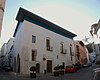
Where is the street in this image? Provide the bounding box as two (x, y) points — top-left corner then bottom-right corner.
(0, 68), (16, 80)
(0, 64), (98, 80)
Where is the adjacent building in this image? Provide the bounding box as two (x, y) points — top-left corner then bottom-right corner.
(86, 43), (96, 63)
(74, 41), (89, 65)
(0, 38), (14, 68)
(0, 0), (6, 36)
(5, 38), (14, 68)
(13, 7), (77, 75)
(0, 43), (6, 67)
(94, 43), (100, 61)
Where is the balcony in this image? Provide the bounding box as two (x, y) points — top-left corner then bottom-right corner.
(61, 49), (67, 54)
(47, 46), (53, 51)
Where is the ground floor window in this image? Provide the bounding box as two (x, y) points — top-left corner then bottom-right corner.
(32, 50), (37, 61)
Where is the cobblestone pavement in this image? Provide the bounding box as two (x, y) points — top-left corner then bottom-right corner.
(0, 64), (99, 80)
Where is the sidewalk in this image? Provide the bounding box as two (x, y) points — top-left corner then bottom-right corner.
(10, 72), (65, 80)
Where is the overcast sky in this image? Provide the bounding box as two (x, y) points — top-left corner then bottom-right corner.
(0, 0), (100, 47)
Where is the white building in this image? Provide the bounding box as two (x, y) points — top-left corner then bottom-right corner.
(0, 43), (6, 67)
(5, 38), (14, 67)
(13, 7), (77, 75)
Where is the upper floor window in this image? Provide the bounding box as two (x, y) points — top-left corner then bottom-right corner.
(61, 42), (64, 53)
(60, 42), (67, 54)
(46, 37), (53, 51)
(46, 39), (50, 49)
(32, 35), (36, 43)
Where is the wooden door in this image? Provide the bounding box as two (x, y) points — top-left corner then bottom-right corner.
(47, 60), (52, 73)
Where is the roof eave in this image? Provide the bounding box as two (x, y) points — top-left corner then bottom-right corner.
(14, 7), (77, 38)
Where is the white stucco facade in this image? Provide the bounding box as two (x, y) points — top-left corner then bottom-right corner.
(14, 20), (76, 75)
(13, 7), (77, 75)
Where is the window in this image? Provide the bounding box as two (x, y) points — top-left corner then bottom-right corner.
(76, 45), (80, 60)
(70, 44), (73, 61)
(61, 42), (64, 53)
(60, 42), (67, 54)
(46, 38), (50, 50)
(46, 37), (53, 51)
(32, 50), (37, 61)
(32, 35), (36, 43)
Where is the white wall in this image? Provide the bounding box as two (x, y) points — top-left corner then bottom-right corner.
(14, 22), (24, 74)
(14, 20), (76, 75)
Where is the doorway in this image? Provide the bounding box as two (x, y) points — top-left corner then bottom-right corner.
(47, 60), (52, 73)
(17, 54), (20, 73)
(36, 63), (40, 73)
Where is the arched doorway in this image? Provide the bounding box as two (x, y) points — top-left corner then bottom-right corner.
(17, 54), (20, 73)
(36, 63), (40, 73)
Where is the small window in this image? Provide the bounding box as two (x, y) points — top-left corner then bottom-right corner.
(61, 42), (64, 53)
(46, 38), (50, 50)
(32, 35), (36, 43)
(32, 50), (37, 61)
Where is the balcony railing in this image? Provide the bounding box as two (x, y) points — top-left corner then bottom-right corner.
(47, 46), (53, 51)
(61, 49), (67, 54)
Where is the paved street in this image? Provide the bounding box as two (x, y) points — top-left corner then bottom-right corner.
(0, 64), (98, 80)
(0, 68), (16, 80)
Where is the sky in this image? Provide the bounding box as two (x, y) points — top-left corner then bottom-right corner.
(0, 0), (100, 47)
